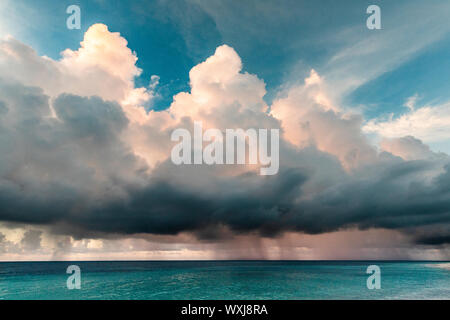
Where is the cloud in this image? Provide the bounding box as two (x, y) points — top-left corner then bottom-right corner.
(321, 1), (450, 97)
(0, 24), (449, 260)
(416, 235), (450, 245)
(271, 70), (377, 170)
(364, 101), (450, 144)
(404, 94), (419, 111)
(380, 136), (444, 161)
(170, 44), (268, 122)
(0, 24), (154, 120)
(20, 230), (42, 251)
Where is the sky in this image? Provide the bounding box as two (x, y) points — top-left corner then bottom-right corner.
(0, 0), (449, 260)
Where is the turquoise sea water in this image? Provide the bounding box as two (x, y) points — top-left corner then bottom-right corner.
(0, 261), (448, 299)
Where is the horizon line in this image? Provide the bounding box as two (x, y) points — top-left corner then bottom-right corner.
(1, 259), (449, 263)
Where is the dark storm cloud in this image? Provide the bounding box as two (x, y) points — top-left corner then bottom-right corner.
(0, 78), (449, 243)
(0, 79), (147, 226)
(416, 236), (450, 245)
(67, 166), (308, 238)
(52, 158), (450, 241)
(4, 156), (450, 242)
(293, 163), (450, 235)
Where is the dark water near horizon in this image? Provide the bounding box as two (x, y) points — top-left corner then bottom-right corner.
(0, 261), (449, 299)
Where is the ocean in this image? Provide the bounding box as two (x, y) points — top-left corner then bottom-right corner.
(0, 261), (448, 300)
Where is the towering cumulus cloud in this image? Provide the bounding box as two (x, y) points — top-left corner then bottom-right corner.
(0, 24), (449, 259)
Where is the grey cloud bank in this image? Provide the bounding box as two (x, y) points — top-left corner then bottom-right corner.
(0, 25), (449, 259)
